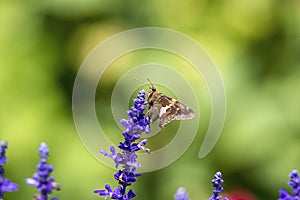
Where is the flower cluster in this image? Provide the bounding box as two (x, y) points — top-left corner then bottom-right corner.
(0, 140), (18, 198)
(208, 172), (228, 200)
(94, 90), (150, 200)
(25, 142), (60, 200)
(278, 169), (300, 200)
(174, 172), (228, 200)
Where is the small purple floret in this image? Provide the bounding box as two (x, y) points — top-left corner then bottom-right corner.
(174, 187), (190, 200)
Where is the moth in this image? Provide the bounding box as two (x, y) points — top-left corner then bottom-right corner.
(147, 81), (195, 128)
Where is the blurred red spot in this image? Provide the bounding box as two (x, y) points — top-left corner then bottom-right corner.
(225, 189), (257, 200)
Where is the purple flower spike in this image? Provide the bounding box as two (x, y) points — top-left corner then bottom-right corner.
(25, 142), (60, 200)
(278, 169), (300, 200)
(95, 90), (150, 199)
(208, 172), (228, 200)
(174, 187), (190, 200)
(0, 140), (18, 199)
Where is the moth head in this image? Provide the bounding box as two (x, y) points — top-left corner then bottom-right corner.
(147, 78), (157, 95)
(149, 86), (156, 92)
(147, 86), (156, 100)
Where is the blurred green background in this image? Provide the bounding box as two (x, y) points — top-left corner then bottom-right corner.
(1, 0), (300, 199)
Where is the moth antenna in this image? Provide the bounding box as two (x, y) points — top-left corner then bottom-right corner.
(147, 78), (154, 88)
(132, 77), (145, 84)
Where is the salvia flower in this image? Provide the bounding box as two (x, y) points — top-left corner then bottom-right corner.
(0, 140), (18, 198)
(94, 90), (150, 200)
(174, 187), (190, 200)
(208, 172), (228, 200)
(25, 142), (60, 200)
(278, 169), (300, 200)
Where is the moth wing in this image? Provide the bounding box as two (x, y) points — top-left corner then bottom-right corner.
(158, 105), (177, 128)
(159, 100), (194, 128)
(173, 101), (195, 120)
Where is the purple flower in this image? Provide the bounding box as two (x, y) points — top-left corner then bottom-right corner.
(278, 169), (300, 200)
(208, 172), (228, 200)
(94, 90), (150, 199)
(94, 184), (136, 200)
(174, 187), (190, 200)
(25, 142), (60, 200)
(0, 140), (18, 198)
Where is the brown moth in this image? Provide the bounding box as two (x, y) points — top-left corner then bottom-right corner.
(147, 81), (195, 128)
